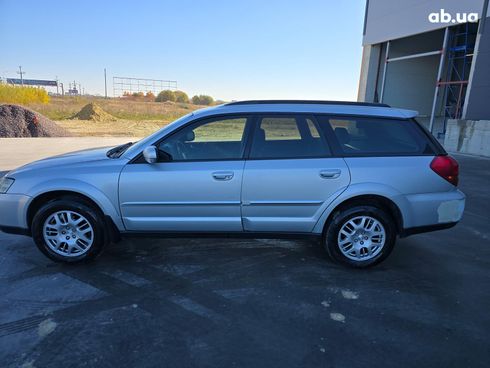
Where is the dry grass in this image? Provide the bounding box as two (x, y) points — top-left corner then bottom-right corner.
(56, 119), (166, 137)
(29, 96), (201, 121)
(23, 96), (206, 137)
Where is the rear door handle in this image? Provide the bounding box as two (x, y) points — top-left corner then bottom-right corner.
(212, 171), (234, 181)
(319, 169), (341, 179)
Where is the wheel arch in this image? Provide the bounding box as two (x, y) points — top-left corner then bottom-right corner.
(25, 181), (125, 236)
(27, 191), (101, 229)
(312, 182), (409, 237)
(27, 190), (122, 243)
(322, 194), (404, 235)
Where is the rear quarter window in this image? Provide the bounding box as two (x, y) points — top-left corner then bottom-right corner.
(317, 116), (435, 156)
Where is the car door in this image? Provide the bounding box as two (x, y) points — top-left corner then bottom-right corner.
(119, 115), (252, 232)
(241, 114), (350, 233)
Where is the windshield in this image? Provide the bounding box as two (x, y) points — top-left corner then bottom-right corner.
(121, 112), (195, 158)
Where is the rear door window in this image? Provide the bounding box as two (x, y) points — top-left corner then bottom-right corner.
(317, 116), (435, 155)
(249, 115), (330, 159)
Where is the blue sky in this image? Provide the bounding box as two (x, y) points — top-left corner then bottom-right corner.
(0, 0), (365, 101)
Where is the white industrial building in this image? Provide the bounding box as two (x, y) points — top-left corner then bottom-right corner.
(358, 0), (490, 155)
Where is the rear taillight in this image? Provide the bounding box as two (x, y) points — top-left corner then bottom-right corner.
(430, 155), (459, 186)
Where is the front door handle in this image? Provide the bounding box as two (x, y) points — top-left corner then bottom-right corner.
(319, 169), (341, 179)
(212, 171), (234, 181)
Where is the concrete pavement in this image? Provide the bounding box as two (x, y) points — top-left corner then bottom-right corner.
(0, 138), (140, 171)
(0, 154), (489, 367)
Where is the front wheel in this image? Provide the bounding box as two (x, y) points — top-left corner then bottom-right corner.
(324, 205), (397, 268)
(31, 197), (108, 263)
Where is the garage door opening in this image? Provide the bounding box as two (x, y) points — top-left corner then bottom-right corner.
(374, 23), (478, 139)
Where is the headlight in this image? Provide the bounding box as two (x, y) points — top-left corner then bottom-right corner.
(0, 177), (15, 194)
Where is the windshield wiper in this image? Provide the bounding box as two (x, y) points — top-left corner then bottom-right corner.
(107, 142), (133, 158)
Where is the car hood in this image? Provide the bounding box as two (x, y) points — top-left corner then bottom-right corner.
(9, 147), (115, 176)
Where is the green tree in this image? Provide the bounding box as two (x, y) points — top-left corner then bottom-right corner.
(156, 90), (176, 102)
(191, 95), (200, 105)
(199, 95), (214, 105)
(191, 94), (214, 105)
(173, 90), (189, 103)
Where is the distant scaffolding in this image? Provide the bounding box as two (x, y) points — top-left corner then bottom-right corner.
(112, 76), (177, 97)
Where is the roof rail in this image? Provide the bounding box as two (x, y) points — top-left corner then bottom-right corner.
(225, 100), (391, 107)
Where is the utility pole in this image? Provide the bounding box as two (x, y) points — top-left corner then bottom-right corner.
(55, 75), (59, 95)
(104, 68), (107, 98)
(17, 66), (25, 85)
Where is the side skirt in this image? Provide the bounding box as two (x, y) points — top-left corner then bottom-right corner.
(119, 231), (322, 241)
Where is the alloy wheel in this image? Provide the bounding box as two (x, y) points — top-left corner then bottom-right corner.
(42, 210), (94, 257)
(337, 215), (386, 261)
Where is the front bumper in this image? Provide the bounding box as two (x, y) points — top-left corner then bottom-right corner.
(0, 193), (31, 234)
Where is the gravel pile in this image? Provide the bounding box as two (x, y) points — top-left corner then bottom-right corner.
(0, 104), (70, 137)
(72, 103), (116, 121)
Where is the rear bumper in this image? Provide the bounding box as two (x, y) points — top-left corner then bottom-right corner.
(400, 222), (457, 238)
(0, 225), (30, 236)
(402, 189), (465, 232)
(0, 193), (30, 234)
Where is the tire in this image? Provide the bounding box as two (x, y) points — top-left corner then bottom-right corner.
(31, 197), (108, 263)
(324, 205), (396, 268)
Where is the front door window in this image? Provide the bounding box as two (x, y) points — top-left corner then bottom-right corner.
(158, 117), (249, 161)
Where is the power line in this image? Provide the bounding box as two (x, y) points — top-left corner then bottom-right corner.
(104, 68), (107, 98)
(17, 66), (25, 85)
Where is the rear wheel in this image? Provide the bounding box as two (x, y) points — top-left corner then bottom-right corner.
(32, 197), (107, 263)
(324, 205), (396, 268)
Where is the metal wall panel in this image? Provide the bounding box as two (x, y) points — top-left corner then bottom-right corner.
(363, 0), (484, 45)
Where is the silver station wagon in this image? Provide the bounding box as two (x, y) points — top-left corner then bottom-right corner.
(0, 101), (465, 268)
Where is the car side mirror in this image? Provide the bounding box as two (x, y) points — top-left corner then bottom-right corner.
(184, 130), (195, 142)
(143, 146), (158, 164)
